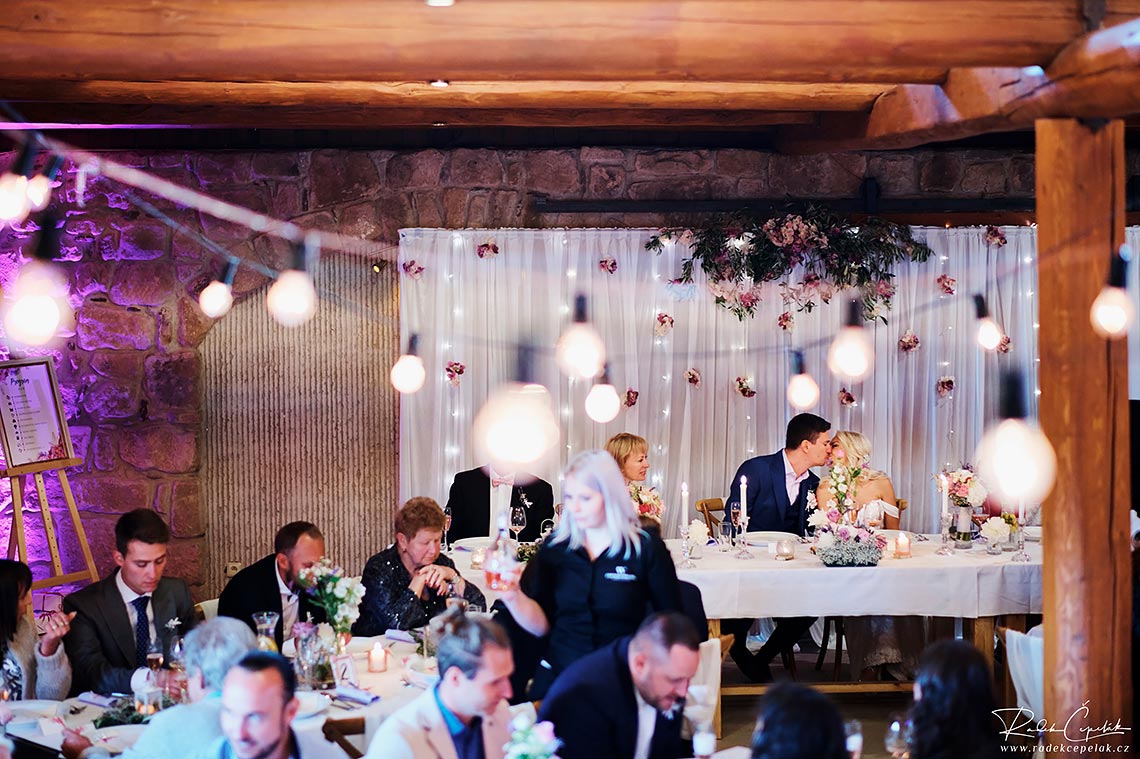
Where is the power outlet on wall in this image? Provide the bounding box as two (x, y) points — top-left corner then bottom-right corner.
(224, 561), (243, 578)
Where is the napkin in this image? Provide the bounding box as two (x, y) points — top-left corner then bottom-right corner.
(78, 692), (117, 708)
(38, 718), (64, 736)
(385, 629), (415, 643)
(335, 685), (379, 705)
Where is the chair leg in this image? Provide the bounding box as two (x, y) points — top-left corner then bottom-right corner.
(832, 618), (845, 681)
(815, 616), (832, 671)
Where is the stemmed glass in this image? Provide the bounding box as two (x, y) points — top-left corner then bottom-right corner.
(884, 713), (913, 758)
(442, 505), (453, 554)
(510, 506), (527, 542)
(936, 513), (955, 556)
(1010, 500), (1032, 563)
(678, 523), (696, 569)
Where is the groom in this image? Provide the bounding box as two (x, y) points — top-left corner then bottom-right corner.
(722, 412), (832, 682)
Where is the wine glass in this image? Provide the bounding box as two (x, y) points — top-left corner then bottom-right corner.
(443, 505), (453, 554)
(510, 505), (527, 541)
(146, 639), (165, 672)
(884, 713), (912, 758)
(167, 635), (185, 672)
(730, 504), (742, 537)
(678, 523), (696, 569)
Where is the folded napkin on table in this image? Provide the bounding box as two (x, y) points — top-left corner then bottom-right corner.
(385, 629), (415, 643)
(335, 685), (379, 705)
(78, 692), (117, 708)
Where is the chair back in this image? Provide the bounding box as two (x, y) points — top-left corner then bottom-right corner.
(896, 498), (908, 513)
(322, 716), (365, 759)
(695, 498), (725, 533)
(1003, 627), (1045, 720)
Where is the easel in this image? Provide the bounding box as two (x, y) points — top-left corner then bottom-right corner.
(4, 457), (99, 589)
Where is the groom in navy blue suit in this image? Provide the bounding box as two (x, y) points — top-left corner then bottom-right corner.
(723, 413), (832, 681)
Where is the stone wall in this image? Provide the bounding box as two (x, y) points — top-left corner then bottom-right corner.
(0, 144), (1059, 598)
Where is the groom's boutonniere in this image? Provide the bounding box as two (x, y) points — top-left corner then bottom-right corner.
(518, 491), (533, 509)
(165, 617), (181, 633)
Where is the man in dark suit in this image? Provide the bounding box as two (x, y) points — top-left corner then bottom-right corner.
(538, 613), (699, 759)
(217, 521), (327, 649)
(722, 412), (832, 682)
(63, 509), (198, 695)
(445, 466), (555, 543)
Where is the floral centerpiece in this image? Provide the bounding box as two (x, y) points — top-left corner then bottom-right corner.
(296, 558), (366, 644)
(628, 482), (664, 521)
(826, 452), (863, 519)
(942, 467), (987, 509)
(980, 516), (1010, 545)
(808, 504), (888, 567)
(504, 712), (562, 759)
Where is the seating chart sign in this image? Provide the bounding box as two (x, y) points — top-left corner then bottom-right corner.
(0, 358), (73, 469)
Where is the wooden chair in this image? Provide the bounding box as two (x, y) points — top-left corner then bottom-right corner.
(815, 616), (846, 680)
(695, 498), (725, 534)
(323, 716), (366, 759)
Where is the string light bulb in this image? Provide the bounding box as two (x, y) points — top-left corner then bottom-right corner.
(584, 364), (621, 423)
(266, 235), (318, 327)
(556, 293), (605, 378)
(1089, 244), (1134, 339)
(827, 299), (874, 382)
(975, 370), (1056, 504)
(2, 213), (70, 347)
(198, 259), (239, 319)
(390, 334), (427, 394)
(786, 351), (820, 410)
(25, 154), (65, 213)
(0, 143), (37, 227)
(473, 344), (560, 472)
(973, 294), (1004, 351)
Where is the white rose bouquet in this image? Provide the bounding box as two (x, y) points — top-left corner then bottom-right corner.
(296, 558), (366, 634)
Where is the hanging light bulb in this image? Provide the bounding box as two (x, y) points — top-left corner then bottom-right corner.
(827, 299), (874, 382)
(198, 259), (239, 319)
(24, 154), (65, 213)
(975, 370), (1056, 504)
(786, 350), (820, 410)
(585, 364), (621, 423)
(556, 293), (605, 379)
(3, 213), (70, 347)
(973, 294), (1004, 351)
(473, 344), (560, 472)
(0, 142), (37, 227)
(1090, 244), (1134, 339)
(390, 334), (427, 394)
(266, 234), (318, 327)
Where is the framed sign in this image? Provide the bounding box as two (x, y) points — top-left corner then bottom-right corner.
(331, 653), (359, 687)
(0, 358), (74, 470)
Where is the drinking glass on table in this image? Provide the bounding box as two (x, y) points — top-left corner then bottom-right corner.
(730, 504), (742, 538)
(719, 521), (733, 551)
(845, 719), (863, 759)
(443, 505), (453, 554)
(884, 713), (912, 758)
(510, 505), (527, 541)
(146, 640), (165, 672)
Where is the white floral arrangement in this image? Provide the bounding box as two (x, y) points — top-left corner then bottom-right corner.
(629, 482), (664, 521)
(826, 450), (862, 516)
(504, 712), (562, 759)
(688, 519), (710, 545)
(941, 467), (987, 508)
(980, 516), (1010, 544)
(808, 503), (887, 567)
(296, 558), (366, 634)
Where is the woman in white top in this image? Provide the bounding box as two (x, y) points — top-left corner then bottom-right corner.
(0, 559), (73, 719)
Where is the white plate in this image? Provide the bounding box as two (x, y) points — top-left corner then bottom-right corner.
(294, 691), (330, 720)
(745, 531), (799, 545)
(4, 700), (63, 720)
(92, 725), (146, 753)
(403, 656), (440, 689)
(452, 537), (490, 551)
(1024, 526), (1042, 541)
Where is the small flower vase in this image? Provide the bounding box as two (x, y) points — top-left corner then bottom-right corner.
(953, 504), (974, 549)
(986, 539), (1003, 555)
(690, 541), (703, 560)
(1003, 528), (1020, 552)
(335, 631), (352, 656)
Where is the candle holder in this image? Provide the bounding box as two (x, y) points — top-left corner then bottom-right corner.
(775, 539), (795, 561)
(936, 513), (954, 556)
(894, 534), (912, 559)
(1009, 526), (1031, 563)
(368, 643), (390, 673)
(734, 513), (753, 560)
(678, 524), (697, 569)
(470, 547), (486, 570)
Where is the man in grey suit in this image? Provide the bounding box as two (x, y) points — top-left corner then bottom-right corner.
(63, 509), (197, 695)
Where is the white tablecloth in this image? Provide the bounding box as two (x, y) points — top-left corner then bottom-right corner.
(453, 538), (1043, 620)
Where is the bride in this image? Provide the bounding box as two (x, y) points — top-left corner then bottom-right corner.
(816, 431), (924, 680)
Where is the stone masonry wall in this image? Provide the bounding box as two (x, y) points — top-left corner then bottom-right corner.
(0, 144), (1084, 598)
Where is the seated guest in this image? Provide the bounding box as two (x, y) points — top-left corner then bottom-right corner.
(446, 465), (554, 543)
(910, 640), (1002, 759)
(0, 559), (72, 715)
(722, 413), (831, 682)
(199, 652), (349, 759)
(607, 433), (665, 523)
(499, 450), (681, 699)
(63, 509), (197, 695)
(539, 612), (700, 759)
(750, 683), (848, 759)
(217, 521), (327, 648)
(354, 498), (486, 635)
(62, 617), (257, 759)
(364, 609), (514, 759)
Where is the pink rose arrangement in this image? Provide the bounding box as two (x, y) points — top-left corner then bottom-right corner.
(504, 712), (562, 759)
(624, 388), (639, 408)
(777, 311), (794, 331)
(936, 273), (956, 296)
(936, 375), (955, 398)
(401, 260), (424, 280)
(838, 387), (856, 407)
(685, 368), (701, 388)
(997, 335), (1011, 354)
(445, 361), (465, 387)
(599, 255), (618, 274)
(655, 312), (674, 336)
(984, 225), (1007, 247)
(476, 240), (499, 259)
(898, 329), (921, 353)
(762, 214), (829, 254)
(629, 482), (665, 521)
(735, 377), (756, 398)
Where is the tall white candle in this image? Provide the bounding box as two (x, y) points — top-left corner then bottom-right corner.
(1018, 499), (1025, 527)
(681, 481), (689, 520)
(939, 474), (949, 518)
(739, 475), (748, 514)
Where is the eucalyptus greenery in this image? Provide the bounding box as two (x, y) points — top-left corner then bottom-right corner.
(646, 205), (932, 321)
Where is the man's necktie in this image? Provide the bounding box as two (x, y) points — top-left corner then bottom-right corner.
(131, 596), (151, 667)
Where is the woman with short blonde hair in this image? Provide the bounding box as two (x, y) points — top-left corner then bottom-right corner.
(604, 432), (649, 483)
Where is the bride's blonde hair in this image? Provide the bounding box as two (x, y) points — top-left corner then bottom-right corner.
(833, 431), (886, 480)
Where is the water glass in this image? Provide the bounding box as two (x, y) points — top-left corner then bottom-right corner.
(844, 719), (863, 759)
(719, 522), (733, 551)
(884, 714), (912, 758)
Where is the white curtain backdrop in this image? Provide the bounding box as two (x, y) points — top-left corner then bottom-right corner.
(398, 226), (1074, 537)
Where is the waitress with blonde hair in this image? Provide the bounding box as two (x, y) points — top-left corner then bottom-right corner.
(498, 450), (681, 699)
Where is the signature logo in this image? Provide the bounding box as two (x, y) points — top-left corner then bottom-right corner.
(993, 704), (1131, 743)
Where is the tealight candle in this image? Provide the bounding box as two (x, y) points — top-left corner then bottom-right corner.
(369, 642), (390, 673)
(775, 539), (795, 561)
(470, 547), (486, 570)
(895, 532), (912, 559)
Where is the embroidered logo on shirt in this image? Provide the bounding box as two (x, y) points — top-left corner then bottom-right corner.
(604, 566), (638, 582)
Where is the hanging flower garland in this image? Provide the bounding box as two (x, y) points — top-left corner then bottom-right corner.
(646, 204), (932, 322)
(898, 329), (921, 353)
(445, 361), (466, 387)
(476, 239), (499, 259)
(401, 260), (425, 280)
(735, 377), (756, 398)
(654, 313), (674, 336)
(838, 387), (856, 407)
(624, 388), (639, 408)
(936, 376), (956, 398)
(685, 368), (701, 387)
(997, 335), (1011, 354)
(599, 255), (618, 274)
(936, 274), (956, 296)
(777, 311), (794, 331)
(984, 226), (1007, 247)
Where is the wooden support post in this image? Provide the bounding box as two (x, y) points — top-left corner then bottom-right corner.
(1036, 118), (1132, 747)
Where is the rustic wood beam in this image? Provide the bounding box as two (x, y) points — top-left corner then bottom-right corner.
(777, 18), (1140, 152)
(0, 80), (889, 113)
(0, 104), (818, 130)
(0, 1), (1127, 84)
(1037, 118), (1132, 749)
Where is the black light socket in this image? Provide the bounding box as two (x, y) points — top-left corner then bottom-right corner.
(844, 298), (862, 327)
(516, 342), (538, 384)
(1107, 250), (1128, 289)
(407, 333), (420, 357)
(973, 294), (990, 320)
(572, 293), (588, 323)
(218, 258), (239, 287)
(597, 362), (612, 385)
(13, 142), (37, 178)
(998, 369), (1029, 421)
(791, 350), (806, 376)
(42, 154), (65, 181)
(33, 211), (63, 261)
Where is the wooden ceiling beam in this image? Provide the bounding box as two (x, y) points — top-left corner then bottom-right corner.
(0, 104), (819, 130)
(0, 1), (1126, 84)
(777, 18), (1140, 152)
(0, 80), (889, 113)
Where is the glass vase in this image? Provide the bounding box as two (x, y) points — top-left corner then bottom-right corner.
(953, 504), (974, 549)
(1003, 528), (1020, 551)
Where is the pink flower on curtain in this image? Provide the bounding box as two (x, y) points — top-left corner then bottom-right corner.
(445, 361), (466, 387)
(655, 313), (674, 336)
(984, 226), (1007, 247)
(936, 274), (956, 296)
(838, 387), (856, 407)
(401, 260), (425, 280)
(777, 311), (794, 331)
(735, 377), (756, 398)
(624, 388), (639, 408)
(875, 280), (896, 298)
(936, 375), (956, 398)
(997, 335), (1012, 354)
(599, 256), (618, 274)
(685, 368), (701, 388)
(476, 240), (499, 259)
(898, 329), (921, 353)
